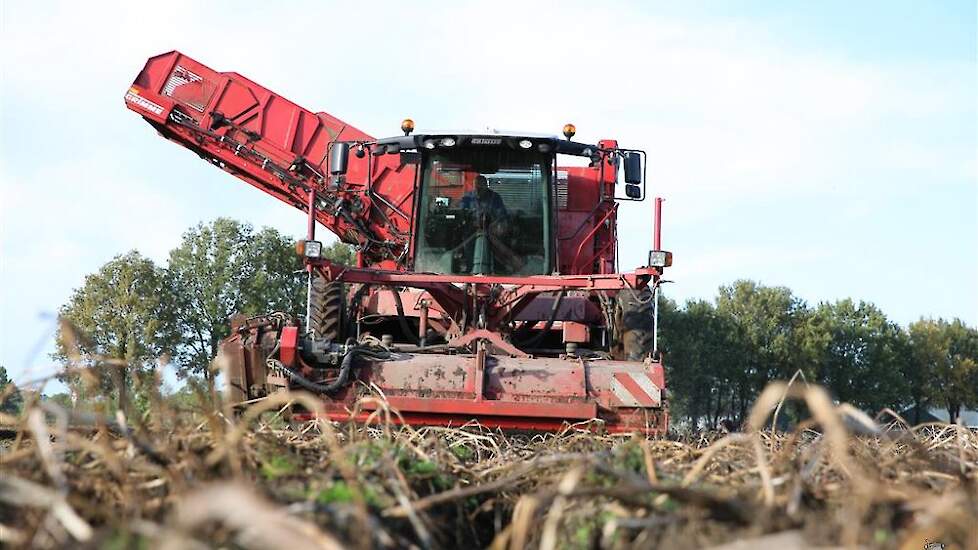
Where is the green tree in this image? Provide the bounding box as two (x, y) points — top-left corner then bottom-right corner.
(165, 218), (305, 379)
(910, 318), (978, 424)
(322, 241), (356, 266)
(944, 319), (978, 423)
(904, 320), (940, 423)
(54, 251), (173, 414)
(661, 298), (747, 428)
(0, 366), (24, 415)
(715, 280), (808, 421)
(804, 299), (910, 413)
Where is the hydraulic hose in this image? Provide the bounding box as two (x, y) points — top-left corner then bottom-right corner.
(387, 286), (420, 345)
(515, 290), (566, 349)
(271, 345), (394, 395)
(346, 284), (371, 337)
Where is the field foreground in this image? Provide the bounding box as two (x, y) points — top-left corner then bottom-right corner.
(1, 384), (976, 549)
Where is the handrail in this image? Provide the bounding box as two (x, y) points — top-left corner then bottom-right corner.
(570, 203), (618, 274)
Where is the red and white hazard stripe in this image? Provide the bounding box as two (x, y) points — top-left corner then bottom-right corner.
(611, 372), (662, 408)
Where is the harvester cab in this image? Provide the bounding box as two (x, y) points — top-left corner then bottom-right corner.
(338, 130), (644, 278)
(125, 51), (673, 433)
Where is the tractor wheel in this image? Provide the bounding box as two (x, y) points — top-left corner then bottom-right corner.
(309, 273), (345, 342)
(617, 287), (656, 361)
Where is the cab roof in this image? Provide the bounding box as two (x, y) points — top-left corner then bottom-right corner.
(372, 133), (607, 158)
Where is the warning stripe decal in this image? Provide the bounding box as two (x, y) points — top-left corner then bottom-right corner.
(612, 372), (661, 408)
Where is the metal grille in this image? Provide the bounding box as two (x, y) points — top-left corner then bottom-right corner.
(487, 167), (544, 214)
(556, 171), (569, 209)
(163, 66), (207, 112)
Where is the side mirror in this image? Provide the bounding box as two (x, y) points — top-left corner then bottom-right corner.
(625, 184), (642, 199)
(624, 152), (642, 184)
(329, 142), (350, 176)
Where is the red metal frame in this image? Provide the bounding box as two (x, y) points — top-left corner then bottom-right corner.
(126, 51), (413, 270)
(292, 410), (668, 434)
(308, 259), (660, 339)
(279, 326), (298, 367)
(654, 197), (663, 250)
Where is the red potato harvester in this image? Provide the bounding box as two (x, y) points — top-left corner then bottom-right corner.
(125, 51), (673, 433)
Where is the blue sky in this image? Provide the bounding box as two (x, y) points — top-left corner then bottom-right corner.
(1, 1), (975, 389)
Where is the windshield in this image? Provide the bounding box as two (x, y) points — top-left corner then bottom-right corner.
(415, 148), (552, 276)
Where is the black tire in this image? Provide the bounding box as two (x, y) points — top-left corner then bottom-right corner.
(617, 287), (656, 361)
(309, 273), (345, 342)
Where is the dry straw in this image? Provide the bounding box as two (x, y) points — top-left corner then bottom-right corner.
(1, 349), (976, 548)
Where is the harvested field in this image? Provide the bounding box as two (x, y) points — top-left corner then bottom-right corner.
(1, 382), (976, 549)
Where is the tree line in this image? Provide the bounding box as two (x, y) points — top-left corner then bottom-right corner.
(5, 218), (973, 426)
(659, 281), (978, 428)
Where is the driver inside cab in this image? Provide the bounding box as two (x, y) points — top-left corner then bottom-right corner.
(458, 174), (521, 274)
(460, 175), (508, 234)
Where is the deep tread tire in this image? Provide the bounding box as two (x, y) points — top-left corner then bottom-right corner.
(617, 288), (656, 361)
(309, 273), (345, 342)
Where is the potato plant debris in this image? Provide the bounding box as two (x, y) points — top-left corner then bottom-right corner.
(1, 383), (976, 549)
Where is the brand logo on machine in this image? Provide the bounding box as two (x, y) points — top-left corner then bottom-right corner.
(124, 89), (164, 115)
(470, 138), (502, 145)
